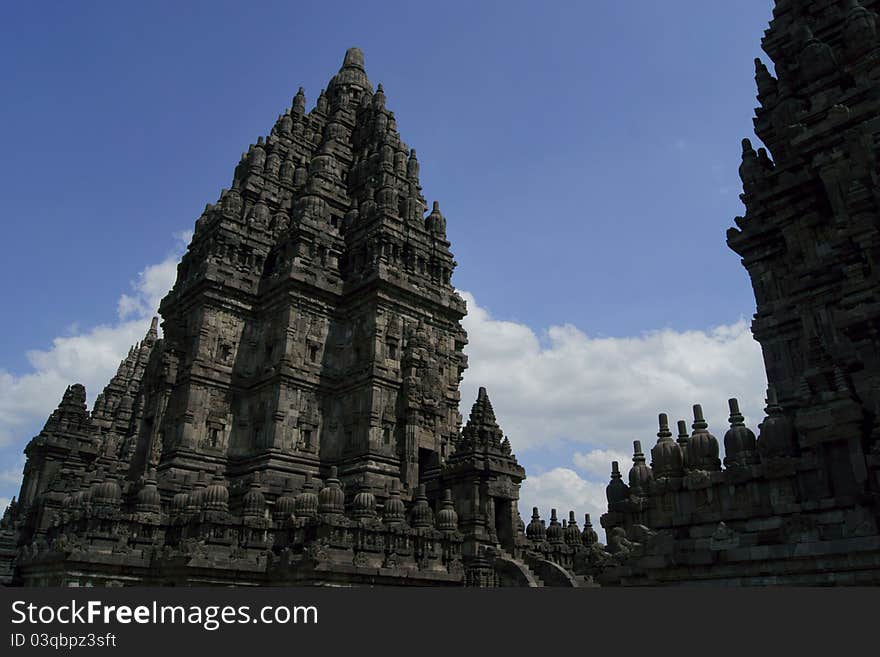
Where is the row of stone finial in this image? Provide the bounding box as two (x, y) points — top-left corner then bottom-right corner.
(56, 467), (461, 535)
(61, 464), (125, 511)
(525, 507), (600, 549)
(607, 388), (799, 503)
(160, 467), (460, 532)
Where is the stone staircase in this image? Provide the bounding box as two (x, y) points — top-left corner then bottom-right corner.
(497, 548), (545, 587)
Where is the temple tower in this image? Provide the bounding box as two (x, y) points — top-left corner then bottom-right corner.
(727, 0), (880, 499)
(121, 49), (468, 503)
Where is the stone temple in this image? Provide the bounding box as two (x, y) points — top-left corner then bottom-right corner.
(592, 0), (880, 585)
(2, 0), (880, 586)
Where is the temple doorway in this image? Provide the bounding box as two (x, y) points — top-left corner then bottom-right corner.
(494, 497), (515, 552)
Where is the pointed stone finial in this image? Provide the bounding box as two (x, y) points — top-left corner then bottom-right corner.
(381, 478), (406, 525)
(342, 47), (365, 70)
(546, 508), (564, 543)
(657, 413), (672, 439)
(318, 466), (344, 515)
(692, 404), (708, 431)
(374, 83), (386, 110)
(436, 489), (458, 532)
(407, 149), (419, 180)
(409, 483), (434, 528)
(728, 398), (745, 426)
(633, 440), (645, 461)
(758, 384), (798, 458)
(316, 89), (328, 114)
(687, 404), (721, 471)
(754, 57), (777, 98)
(629, 438), (653, 492)
(426, 201), (446, 235)
(526, 506), (545, 541)
(676, 419), (690, 450)
(739, 139), (761, 188)
(652, 411), (683, 476)
(754, 57), (766, 75)
(292, 87), (306, 115)
(724, 397), (758, 467)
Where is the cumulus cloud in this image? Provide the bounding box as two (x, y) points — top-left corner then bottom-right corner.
(572, 448), (630, 480)
(0, 236), (185, 502)
(458, 290), (766, 538)
(459, 291), (766, 456)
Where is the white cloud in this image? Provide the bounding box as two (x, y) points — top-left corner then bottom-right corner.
(572, 448), (630, 480)
(459, 291), (766, 457)
(519, 467), (607, 535)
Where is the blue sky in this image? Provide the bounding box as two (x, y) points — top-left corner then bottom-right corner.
(0, 1), (774, 525)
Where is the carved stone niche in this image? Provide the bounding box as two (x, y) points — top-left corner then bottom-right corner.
(297, 424), (318, 452)
(204, 419), (227, 451)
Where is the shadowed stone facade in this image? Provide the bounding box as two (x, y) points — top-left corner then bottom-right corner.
(3, 0), (880, 587)
(585, 0), (880, 585)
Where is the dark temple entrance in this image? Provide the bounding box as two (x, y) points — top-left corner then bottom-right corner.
(494, 497), (515, 552)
